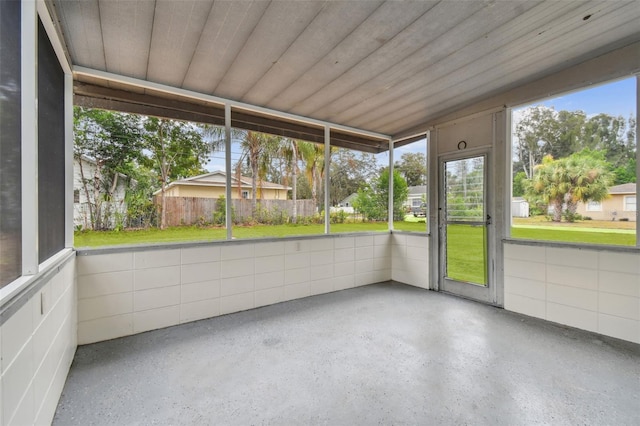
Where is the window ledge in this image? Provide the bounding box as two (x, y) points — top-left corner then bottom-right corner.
(503, 238), (640, 253)
(75, 232), (392, 256)
(0, 248), (75, 325)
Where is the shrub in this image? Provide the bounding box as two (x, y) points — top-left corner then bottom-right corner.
(562, 210), (582, 223)
(330, 209), (348, 224)
(619, 217), (629, 222)
(212, 195), (235, 226)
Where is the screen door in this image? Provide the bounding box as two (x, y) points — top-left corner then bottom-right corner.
(439, 154), (492, 302)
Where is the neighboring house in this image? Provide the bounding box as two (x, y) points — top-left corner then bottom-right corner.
(337, 193), (358, 208)
(511, 197), (530, 218)
(575, 183), (637, 221)
(333, 193), (358, 214)
(154, 171), (290, 200)
(74, 156), (130, 229)
(405, 185), (427, 212)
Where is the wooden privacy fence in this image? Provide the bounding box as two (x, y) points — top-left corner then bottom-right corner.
(156, 196), (317, 227)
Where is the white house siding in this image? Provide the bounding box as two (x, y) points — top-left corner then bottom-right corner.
(504, 242), (640, 344)
(76, 235), (392, 345)
(0, 255), (76, 425)
(73, 158), (129, 230)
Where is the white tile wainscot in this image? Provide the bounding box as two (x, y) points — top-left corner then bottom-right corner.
(504, 242), (640, 344)
(0, 254), (77, 426)
(76, 234), (391, 345)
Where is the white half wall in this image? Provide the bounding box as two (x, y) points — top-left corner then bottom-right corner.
(76, 234), (392, 345)
(391, 233), (429, 289)
(504, 242), (640, 344)
(0, 255), (77, 426)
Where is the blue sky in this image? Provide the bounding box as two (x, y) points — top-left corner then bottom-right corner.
(207, 78), (635, 172)
(516, 76), (637, 118)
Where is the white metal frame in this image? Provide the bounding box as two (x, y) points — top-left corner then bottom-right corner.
(21, 0), (39, 275)
(224, 104), (232, 240)
(388, 139), (394, 231)
(324, 126), (331, 234)
(636, 74), (639, 247)
(438, 148), (495, 304)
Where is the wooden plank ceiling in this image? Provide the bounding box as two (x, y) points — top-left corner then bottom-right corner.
(54, 0), (640, 138)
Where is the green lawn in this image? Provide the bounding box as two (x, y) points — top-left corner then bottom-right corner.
(74, 220), (636, 249)
(74, 219), (429, 248)
(511, 227), (635, 246)
(75, 223), (378, 247)
(446, 224), (486, 284)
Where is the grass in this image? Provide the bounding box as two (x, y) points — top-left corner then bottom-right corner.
(511, 216), (636, 246)
(510, 227), (635, 246)
(446, 224), (486, 284)
(512, 216), (635, 230)
(74, 221), (427, 248)
(74, 217), (636, 249)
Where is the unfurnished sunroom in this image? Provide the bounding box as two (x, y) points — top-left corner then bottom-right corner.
(0, 1), (639, 425)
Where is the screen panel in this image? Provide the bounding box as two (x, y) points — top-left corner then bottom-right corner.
(0, 0), (22, 286)
(38, 18), (65, 262)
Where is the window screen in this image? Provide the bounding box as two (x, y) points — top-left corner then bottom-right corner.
(0, 1), (22, 287)
(38, 18), (65, 263)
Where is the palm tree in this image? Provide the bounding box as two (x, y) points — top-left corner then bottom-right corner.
(235, 131), (282, 214)
(563, 151), (613, 218)
(527, 152), (612, 222)
(280, 138), (301, 223)
(297, 141), (326, 213)
(528, 155), (572, 222)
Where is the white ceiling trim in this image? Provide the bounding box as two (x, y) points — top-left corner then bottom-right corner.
(38, 0), (72, 74)
(73, 66), (391, 141)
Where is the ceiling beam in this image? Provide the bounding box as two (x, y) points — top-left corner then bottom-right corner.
(73, 81), (389, 153)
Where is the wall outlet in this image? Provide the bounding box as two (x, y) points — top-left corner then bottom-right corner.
(40, 291), (48, 315)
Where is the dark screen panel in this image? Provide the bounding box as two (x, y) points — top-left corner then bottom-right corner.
(38, 18), (65, 263)
(0, 1), (22, 287)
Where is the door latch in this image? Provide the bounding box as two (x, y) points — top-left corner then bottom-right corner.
(486, 214), (492, 225)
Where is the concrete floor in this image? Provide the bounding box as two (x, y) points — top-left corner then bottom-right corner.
(54, 282), (640, 425)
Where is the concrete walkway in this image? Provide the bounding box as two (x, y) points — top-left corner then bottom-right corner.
(54, 282), (640, 425)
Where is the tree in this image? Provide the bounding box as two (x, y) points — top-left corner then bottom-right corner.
(514, 106), (636, 184)
(512, 171), (528, 197)
(298, 141), (327, 212)
(394, 152), (426, 186)
(234, 131), (282, 213)
(526, 151), (612, 222)
(563, 150), (613, 219)
(279, 138), (301, 223)
(353, 169), (408, 221)
(73, 107), (144, 230)
(329, 148), (379, 206)
(123, 164), (158, 229)
(142, 117), (211, 229)
(379, 168), (409, 221)
(514, 106), (559, 179)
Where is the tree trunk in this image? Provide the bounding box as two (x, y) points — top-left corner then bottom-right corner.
(158, 121), (169, 230)
(93, 162), (104, 230)
(251, 161), (258, 214)
(77, 157), (97, 230)
(311, 165), (318, 213)
(160, 180), (167, 230)
(551, 197), (563, 222)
